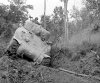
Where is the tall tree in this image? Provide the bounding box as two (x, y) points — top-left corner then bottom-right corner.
(60, 0), (69, 47)
(44, 0), (46, 29)
(40, 6), (64, 44)
(7, 0), (33, 23)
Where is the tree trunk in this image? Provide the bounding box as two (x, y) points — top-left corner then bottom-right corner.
(64, 0), (69, 47)
(44, 0), (46, 29)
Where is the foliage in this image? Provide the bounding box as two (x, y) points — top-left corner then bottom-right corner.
(0, 0), (33, 40)
(0, 0), (34, 59)
(70, 5), (81, 21)
(6, 0), (33, 23)
(50, 46), (72, 68)
(1, 0), (100, 81)
(69, 0), (100, 34)
(0, 56), (46, 83)
(83, 0), (100, 27)
(40, 6), (64, 44)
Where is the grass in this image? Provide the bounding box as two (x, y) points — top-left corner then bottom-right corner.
(0, 29), (100, 83)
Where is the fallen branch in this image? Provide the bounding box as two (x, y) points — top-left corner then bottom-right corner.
(58, 68), (100, 81)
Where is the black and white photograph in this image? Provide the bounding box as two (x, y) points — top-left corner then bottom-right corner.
(0, 0), (100, 83)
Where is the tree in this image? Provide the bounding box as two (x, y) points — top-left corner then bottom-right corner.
(6, 0), (33, 23)
(70, 5), (89, 32)
(70, 5), (81, 22)
(0, 4), (10, 36)
(70, 0), (99, 33)
(84, 0), (100, 25)
(8, 0), (33, 13)
(0, 0), (33, 39)
(40, 6), (64, 44)
(60, 0), (69, 47)
(44, 0), (46, 29)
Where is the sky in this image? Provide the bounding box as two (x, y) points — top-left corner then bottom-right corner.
(27, 0), (84, 18)
(0, 0), (84, 19)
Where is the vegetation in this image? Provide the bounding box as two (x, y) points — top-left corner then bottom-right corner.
(0, 0), (100, 83)
(0, 0), (33, 39)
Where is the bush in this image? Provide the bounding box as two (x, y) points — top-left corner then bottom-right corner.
(50, 46), (73, 68)
(0, 56), (46, 83)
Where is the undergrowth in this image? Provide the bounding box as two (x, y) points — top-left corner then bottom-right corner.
(50, 41), (100, 76)
(0, 56), (45, 83)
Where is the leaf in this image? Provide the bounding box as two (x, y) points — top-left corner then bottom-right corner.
(25, 5), (33, 10)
